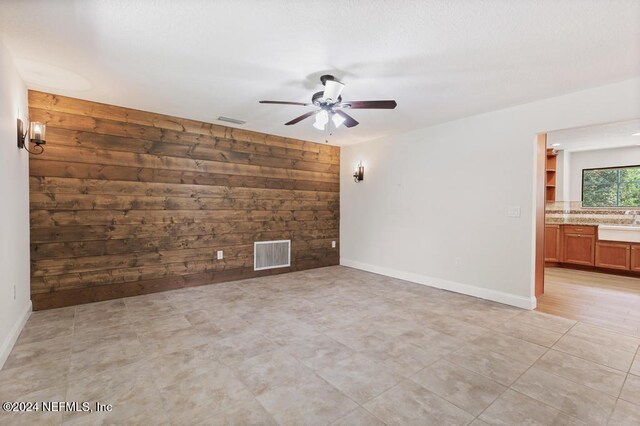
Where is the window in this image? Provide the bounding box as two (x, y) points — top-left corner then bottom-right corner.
(582, 166), (640, 207)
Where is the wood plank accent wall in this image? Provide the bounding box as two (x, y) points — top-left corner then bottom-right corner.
(28, 91), (340, 310)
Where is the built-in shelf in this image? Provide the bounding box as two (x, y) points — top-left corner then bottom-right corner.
(546, 149), (557, 203)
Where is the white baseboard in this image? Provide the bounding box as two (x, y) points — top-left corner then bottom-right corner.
(0, 300), (32, 370)
(340, 258), (536, 310)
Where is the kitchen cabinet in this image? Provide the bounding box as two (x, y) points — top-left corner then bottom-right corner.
(631, 245), (640, 272)
(544, 225), (561, 262)
(595, 242), (630, 270)
(562, 226), (595, 266)
(546, 224), (640, 273)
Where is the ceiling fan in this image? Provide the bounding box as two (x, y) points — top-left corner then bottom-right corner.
(259, 74), (397, 130)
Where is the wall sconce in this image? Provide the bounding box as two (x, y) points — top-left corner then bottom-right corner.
(17, 118), (46, 155)
(353, 162), (364, 183)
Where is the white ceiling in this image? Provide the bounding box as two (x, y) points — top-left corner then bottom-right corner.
(1, 0), (639, 146)
(547, 119), (640, 153)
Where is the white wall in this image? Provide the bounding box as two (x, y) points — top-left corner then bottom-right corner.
(0, 38), (30, 368)
(568, 146), (640, 201)
(341, 78), (640, 309)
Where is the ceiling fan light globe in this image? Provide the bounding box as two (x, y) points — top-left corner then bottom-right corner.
(313, 120), (326, 130)
(323, 80), (345, 102)
(313, 111), (328, 130)
(332, 113), (346, 128)
(316, 110), (329, 124)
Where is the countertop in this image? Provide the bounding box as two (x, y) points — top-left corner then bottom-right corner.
(546, 201), (640, 226)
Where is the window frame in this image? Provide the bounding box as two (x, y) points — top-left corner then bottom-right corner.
(581, 164), (640, 208)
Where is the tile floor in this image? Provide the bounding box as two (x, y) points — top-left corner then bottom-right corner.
(1, 266), (639, 425)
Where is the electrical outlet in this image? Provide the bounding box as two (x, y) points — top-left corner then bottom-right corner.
(331, 241), (336, 248)
(454, 257), (462, 268)
(217, 250), (224, 260)
(507, 205), (521, 218)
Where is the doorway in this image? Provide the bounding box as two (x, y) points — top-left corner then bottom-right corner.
(534, 119), (640, 333)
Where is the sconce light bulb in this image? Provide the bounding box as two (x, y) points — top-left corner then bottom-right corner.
(353, 162), (364, 182)
(29, 121), (46, 143)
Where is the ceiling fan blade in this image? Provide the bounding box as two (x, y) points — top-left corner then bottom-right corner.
(285, 111), (317, 125)
(334, 110), (359, 128)
(259, 100), (311, 106)
(341, 100), (397, 109)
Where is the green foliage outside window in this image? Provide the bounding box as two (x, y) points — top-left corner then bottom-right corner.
(582, 166), (640, 207)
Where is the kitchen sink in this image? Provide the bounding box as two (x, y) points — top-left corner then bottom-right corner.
(598, 224), (640, 243)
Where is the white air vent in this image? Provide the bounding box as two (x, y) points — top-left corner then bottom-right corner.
(217, 116), (246, 125)
(254, 240), (291, 271)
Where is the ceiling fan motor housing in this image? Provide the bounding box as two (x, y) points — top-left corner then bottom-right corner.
(319, 74), (336, 86)
(312, 90), (342, 107)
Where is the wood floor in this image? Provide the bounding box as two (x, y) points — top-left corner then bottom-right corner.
(538, 267), (640, 337)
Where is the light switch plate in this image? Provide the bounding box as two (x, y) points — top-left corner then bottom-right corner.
(507, 206), (521, 218)
(332, 241), (336, 248)
(216, 250), (224, 260)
